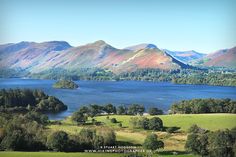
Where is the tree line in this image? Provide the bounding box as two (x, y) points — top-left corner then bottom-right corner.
(71, 104), (163, 125)
(185, 124), (236, 157)
(28, 68), (236, 86)
(170, 98), (236, 114)
(0, 111), (116, 152)
(0, 89), (67, 113)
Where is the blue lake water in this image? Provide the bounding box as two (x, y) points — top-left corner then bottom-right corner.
(0, 78), (236, 119)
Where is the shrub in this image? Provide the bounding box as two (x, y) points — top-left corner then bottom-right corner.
(110, 118), (117, 123)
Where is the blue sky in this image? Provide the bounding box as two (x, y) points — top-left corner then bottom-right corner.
(0, 0), (235, 53)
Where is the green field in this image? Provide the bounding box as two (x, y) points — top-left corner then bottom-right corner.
(46, 114), (236, 152)
(0, 151), (195, 157)
(94, 113), (236, 131)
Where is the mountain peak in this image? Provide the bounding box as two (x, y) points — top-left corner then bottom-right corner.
(93, 40), (107, 46)
(40, 41), (72, 51)
(124, 43), (158, 51)
(145, 44), (157, 49)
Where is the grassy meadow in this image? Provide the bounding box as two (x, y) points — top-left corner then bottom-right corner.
(94, 114), (236, 131)
(47, 113), (236, 152)
(1, 114), (234, 157)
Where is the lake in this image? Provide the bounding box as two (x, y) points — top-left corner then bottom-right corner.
(0, 78), (236, 119)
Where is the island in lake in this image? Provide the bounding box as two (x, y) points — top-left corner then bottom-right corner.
(53, 80), (79, 89)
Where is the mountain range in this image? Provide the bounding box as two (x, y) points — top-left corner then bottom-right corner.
(0, 40), (235, 75)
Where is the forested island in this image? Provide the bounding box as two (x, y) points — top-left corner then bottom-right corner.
(53, 80), (78, 89)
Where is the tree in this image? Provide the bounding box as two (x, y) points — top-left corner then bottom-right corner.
(46, 131), (69, 151)
(138, 117), (149, 130)
(0, 114), (45, 151)
(24, 111), (48, 125)
(89, 104), (103, 117)
(117, 105), (126, 115)
(143, 134), (164, 151)
(208, 130), (234, 157)
(185, 125), (209, 156)
(148, 107), (163, 115)
(71, 111), (87, 125)
(104, 104), (116, 114)
(148, 117), (163, 131)
(188, 124), (205, 134)
(0, 129), (26, 150)
(78, 106), (90, 116)
(185, 133), (202, 155)
(128, 104), (145, 115)
(79, 128), (96, 150)
(94, 135), (104, 149)
(96, 127), (116, 146)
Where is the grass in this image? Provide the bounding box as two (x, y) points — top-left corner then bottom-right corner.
(0, 152), (122, 157)
(0, 151), (196, 157)
(95, 114), (236, 151)
(46, 113), (236, 152)
(95, 114), (236, 131)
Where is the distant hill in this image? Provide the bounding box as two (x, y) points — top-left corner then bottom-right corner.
(164, 49), (206, 64)
(0, 40), (191, 75)
(0, 41), (72, 71)
(196, 46), (236, 68)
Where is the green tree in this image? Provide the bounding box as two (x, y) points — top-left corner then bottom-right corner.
(24, 111), (48, 125)
(148, 117), (163, 131)
(96, 127), (116, 146)
(128, 104), (145, 115)
(208, 130), (234, 157)
(188, 124), (204, 133)
(71, 111), (87, 125)
(148, 107), (163, 115)
(79, 128), (96, 150)
(0, 129), (26, 150)
(104, 104), (116, 114)
(117, 105), (126, 115)
(143, 134), (164, 151)
(46, 131), (69, 151)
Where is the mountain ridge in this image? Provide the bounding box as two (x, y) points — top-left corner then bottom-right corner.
(0, 40), (235, 75)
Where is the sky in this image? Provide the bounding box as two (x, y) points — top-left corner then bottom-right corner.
(0, 0), (235, 53)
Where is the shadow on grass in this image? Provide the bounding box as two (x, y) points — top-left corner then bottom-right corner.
(163, 126), (181, 133)
(116, 141), (142, 146)
(158, 150), (190, 155)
